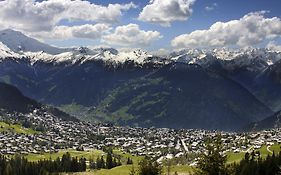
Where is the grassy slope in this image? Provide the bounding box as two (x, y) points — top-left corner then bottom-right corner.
(227, 144), (281, 163)
(0, 121), (37, 134)
(23, 142), (280, 174)
(25, 149), (105, 162)
(62, 165), (193, 175)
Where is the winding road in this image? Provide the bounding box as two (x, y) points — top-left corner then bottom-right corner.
(267, 145), (273, 154)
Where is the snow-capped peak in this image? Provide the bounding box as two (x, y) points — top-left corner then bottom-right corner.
(168, 48), (281, 70)
(0, 29), (281, 70)
(0, 29), (67, 54)
(0, 41), (20, 60)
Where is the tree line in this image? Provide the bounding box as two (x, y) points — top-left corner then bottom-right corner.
(230, 151), (281, 175)
(0, 152), (86, 175)
(89, 148), (125, 170)
(195, 136), (281, 175)
(128, 136), (281, 175)
(0, 148), (125, 174)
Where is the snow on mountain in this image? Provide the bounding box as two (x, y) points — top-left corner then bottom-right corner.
(168, 48), (281, 71)
(2, 42), (281, 71)
(0, 29), (281, 70)
(0, 29), (67, 54)
(22, 47), (156, 66)
(0, 41), (20, 60)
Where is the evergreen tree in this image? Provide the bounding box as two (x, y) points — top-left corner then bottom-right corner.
(106, 152), (113, 169)
(117, 158), (122, 166)
(113, 157), (117, 167)
(79, 158), (87, 171)
(127, 157), (133, 165)
(100, 156), (106, 169)
(195, 135), (228, 175)
(89, 158), (96, 169)
(138, 157), (162, 175)
(96, 156), (102, 169)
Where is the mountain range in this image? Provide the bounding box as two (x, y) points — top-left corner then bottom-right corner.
(1, 29), (281, 131)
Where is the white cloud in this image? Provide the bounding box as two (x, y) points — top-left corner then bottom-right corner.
(267, 41), (281, 51)
(102, 23), (162, 47)
(33, 24), (111, 40)
(171, 11), (281, 49)
(0, 0), (136, 32)
(150, 48), (171, 56)
(205, 3), (218, 12)
(138, 0), (196, 27)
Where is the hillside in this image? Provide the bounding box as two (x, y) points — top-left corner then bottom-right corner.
(1, 30), (281, 130)
(0, 82), (40, 113)
(0, 82), (76, 121)
(247, 111), (281, 131)
(92, 63), (272, 130)
(0, 29), (67, 54)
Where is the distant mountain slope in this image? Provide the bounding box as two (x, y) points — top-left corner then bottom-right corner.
(0, 41), (21, 59)
(92, 63), (273, 131)
(247, 111), (281, 131)
(0, 59), (153, 106)
(1, 30), (281, 130)
(0, 82), (40, 113)
(242, 59), (281, 112)
(0, 82), (76, 121)
(0, 29), (67, 54)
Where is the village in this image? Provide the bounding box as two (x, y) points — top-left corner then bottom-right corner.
(0, 109), (281, 165)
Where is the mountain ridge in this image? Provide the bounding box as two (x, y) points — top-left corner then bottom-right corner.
(1, 29), (281, 70)
(0, 82), (77, 121)
(0, 29), (280, 131)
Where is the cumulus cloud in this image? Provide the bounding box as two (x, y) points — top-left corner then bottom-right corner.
(102, 23), (162, 47)
(0, 0), (136, 32)
(138, 0), (195, 27)
(33, 24), (111, 40)
(171, 11), (281, 49)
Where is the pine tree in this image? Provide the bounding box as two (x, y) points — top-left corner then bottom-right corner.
(195, 135), (228, 175)
(118, 158), (122, 166)
(127, 157), (133, 165)
(113, 158), (117, 167)
(138, 157), (162, 175)
(4, 162), (13, 175)
(106, 152), (113, 169)
(100, 156), (106, 169)
(89, 158), (96, 169)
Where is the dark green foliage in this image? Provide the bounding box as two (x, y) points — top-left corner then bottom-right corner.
(0, 60), (273, 131)
(229, 151), (281, 175)
(94, 150), (122, 170)
(89, 158), (96, 169)
(94, 63), (272, 131)
(195, 135), (228, 175)
(106, 152), (113, 169)
(0, 82), (40, 113)
(196, 136), (281, 175)
(0, 82), (77, 121)
(138, 157), (162, 175)
(127, 157), (133, 165)
(0, 153), (86, 175)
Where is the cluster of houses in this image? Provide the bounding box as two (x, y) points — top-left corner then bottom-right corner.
(0, 109), (281, 165)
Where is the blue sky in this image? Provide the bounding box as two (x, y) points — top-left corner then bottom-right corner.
(1, 0), (281, 51)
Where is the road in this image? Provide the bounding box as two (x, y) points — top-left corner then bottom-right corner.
(243, 146), (254, 153)
(267, 145), (273, 154)
(181, 139), (189, 152)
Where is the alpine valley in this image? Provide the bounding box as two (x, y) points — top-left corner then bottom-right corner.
(1, 29), (281, 131)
